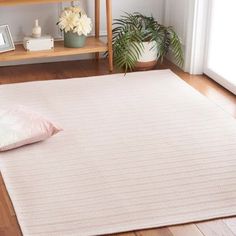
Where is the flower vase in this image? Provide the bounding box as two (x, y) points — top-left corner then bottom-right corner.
(64, 32), (86, 48)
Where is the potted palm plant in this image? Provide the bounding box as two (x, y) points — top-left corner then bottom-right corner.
(112, 13), (184, 71)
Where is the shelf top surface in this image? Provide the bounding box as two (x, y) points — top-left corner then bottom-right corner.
(0, 0), (71, 6)
(0, 38), (108, 62)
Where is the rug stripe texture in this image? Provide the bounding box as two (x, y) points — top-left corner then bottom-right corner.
(0, 70), (236, 235)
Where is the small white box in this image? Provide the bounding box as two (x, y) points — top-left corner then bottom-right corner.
(23, 35), (54, 52)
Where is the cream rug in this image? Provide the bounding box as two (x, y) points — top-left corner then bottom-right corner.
(1, 70), (236, 236)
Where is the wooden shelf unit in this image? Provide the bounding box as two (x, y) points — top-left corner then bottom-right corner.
(0, 0), (113, 71)
(0, 0), (70, 6)
(0, 38), (107, 61)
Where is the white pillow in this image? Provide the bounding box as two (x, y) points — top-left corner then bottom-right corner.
(0, 106), (62, 152)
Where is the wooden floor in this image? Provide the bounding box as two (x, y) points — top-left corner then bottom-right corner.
(0, 59), (236, 236)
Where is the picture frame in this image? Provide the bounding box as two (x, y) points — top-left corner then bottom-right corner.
(0, 25), (15, 53)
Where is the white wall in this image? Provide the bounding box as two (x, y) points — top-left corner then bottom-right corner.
(88, 0), (165, 35)
(164, 0), (188, 44)
(163, 0), (189, 70)
(0, 0), (164, 66)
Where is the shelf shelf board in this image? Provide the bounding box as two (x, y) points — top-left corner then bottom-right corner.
(0, 37), (108, 62)
(0, 0), (71, 6)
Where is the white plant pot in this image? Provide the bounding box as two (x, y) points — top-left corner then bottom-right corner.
(135, 41), (158, 70)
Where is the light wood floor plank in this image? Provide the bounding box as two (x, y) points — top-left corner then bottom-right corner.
(109, 232), (136, 236)
(196, 220), (236, 236)
(136, 227), (173, 236)
(168, 224), (204, 236)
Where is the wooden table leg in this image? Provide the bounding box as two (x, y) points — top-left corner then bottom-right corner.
(106, 0), (113, 71)
(95, 0), (100, 60)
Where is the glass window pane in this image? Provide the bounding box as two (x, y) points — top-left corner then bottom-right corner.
(207, 0), (236, 85)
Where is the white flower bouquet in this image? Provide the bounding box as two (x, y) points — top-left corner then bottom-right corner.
(58, 6), (92, 48)
(58, 6), (92, 36)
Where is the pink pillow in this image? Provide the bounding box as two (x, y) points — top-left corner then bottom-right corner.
(0, 106), (62, 152)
